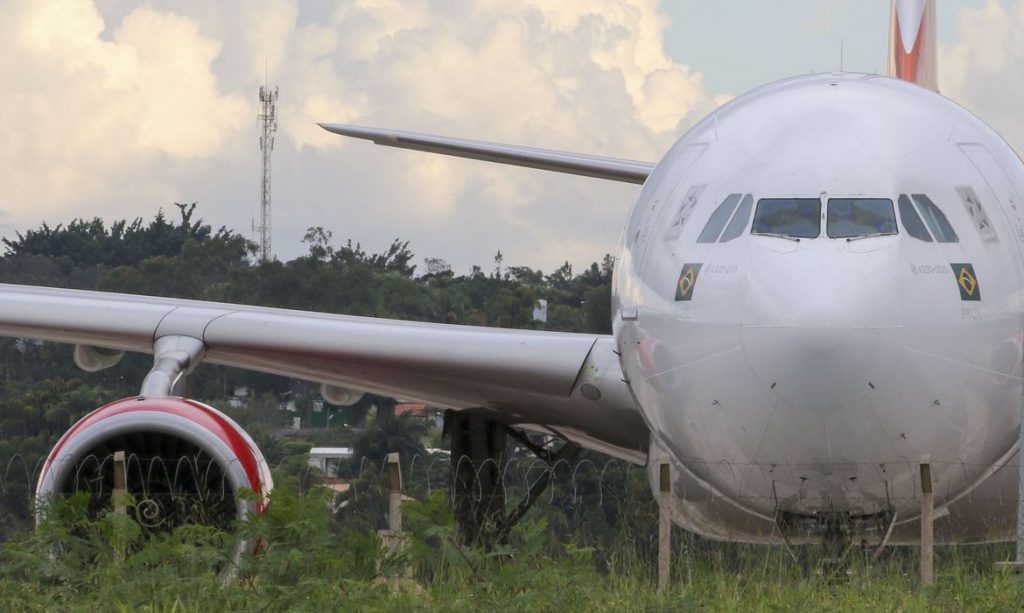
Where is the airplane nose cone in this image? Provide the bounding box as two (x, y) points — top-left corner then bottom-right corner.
(742, 243), (901, 411)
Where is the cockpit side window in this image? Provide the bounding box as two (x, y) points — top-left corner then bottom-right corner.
(826, 198), (897, 239)
(719, 194), (753, 242)
(697, 194), (742, 243)
(752, 198), (821, 239)
(898, 195), (933, 242)
(911, 194), (959, 243)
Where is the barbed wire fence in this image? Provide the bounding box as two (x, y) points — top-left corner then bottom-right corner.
(6, 454), (1024, 511)
(3, 451), (1024, 568)
(0, 450), (655, 549)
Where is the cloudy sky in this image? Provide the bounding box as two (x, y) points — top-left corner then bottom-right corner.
(0, 0), (1020, 273)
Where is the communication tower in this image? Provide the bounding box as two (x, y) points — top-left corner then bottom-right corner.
(257, 81), (278, 262)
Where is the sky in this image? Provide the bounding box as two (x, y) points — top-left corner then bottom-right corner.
(1, 0), (1022, 274)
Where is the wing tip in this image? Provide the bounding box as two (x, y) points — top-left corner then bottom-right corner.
(318, 123), (375, 140)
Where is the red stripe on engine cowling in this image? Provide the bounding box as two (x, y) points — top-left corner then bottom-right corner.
(42, 397), (264, 501)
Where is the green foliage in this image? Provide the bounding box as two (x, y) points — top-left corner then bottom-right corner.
(350, 411), (428, 470)
(3, 485), (1024, 609)
(1, 205), (252, 291)
(403, 490), (478, 582)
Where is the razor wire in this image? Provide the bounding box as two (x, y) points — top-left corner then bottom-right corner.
(6, 453), (1024, 541)
(8, 454), (1024, 503)
(4, 452), (244, 532)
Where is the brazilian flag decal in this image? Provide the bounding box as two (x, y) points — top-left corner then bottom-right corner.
(951, 263), (981, 301)
(675, 263), (702, 301)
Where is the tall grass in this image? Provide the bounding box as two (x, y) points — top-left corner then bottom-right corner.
(4, 467), (1024, 610)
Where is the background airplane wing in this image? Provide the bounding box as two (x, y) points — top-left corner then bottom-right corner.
(318, 123), (654, 184)
(0, 283), (648, 463)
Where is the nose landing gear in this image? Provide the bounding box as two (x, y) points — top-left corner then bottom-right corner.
(821, 514), (852, 571)
(776, 508), (895, 572)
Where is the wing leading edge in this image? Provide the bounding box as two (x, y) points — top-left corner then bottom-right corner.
(318, 123), (654, 184)
(0, 283), (648, 463)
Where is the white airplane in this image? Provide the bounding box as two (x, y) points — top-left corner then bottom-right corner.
(3, 0), (1021, 550)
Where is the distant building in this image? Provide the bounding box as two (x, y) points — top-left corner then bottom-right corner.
(227, 386), (250, 408)
(394, 403), (428, 417)
(308, 446), (354, 478)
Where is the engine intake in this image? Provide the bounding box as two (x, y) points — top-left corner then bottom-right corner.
(35, 396), (272, 534)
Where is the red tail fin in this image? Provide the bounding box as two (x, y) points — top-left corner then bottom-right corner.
(888, 0), (937, 90)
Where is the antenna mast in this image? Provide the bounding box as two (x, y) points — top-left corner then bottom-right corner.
(257, 75), (278, 262)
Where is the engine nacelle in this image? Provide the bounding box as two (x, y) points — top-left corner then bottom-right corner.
(35, 396), (273, 534)
(73, 344), (124, 372)
(320, 383), (364, 407)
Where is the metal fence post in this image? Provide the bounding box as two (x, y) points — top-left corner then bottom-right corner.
(1017, 389), (1024, 564)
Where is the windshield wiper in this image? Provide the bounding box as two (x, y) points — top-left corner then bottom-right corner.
(752, 232), (801, 242)
(845, 232), (897, 242)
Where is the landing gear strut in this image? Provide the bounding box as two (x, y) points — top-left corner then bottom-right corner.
(446, 411), (507, 548)
(444, 411), (580, 549)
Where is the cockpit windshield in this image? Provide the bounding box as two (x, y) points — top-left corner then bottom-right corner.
(826, 198), (897, 239)
(752, 198), (820, 239)
(912, 194), (959, 243)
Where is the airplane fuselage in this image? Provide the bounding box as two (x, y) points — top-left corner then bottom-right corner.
(614, 73), (1024, 543)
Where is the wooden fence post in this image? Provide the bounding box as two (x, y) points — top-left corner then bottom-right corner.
(113, 450), (128, 562)
(377, 452), (406, 589)
(920, 461), (933, 587)
(658, 462), (671, 593)
(113, 450), (127, 515)
(996, 385), (1024, 573)
(387, 452), (403, 533)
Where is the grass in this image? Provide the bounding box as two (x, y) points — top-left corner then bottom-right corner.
(3, 524), (1024, 611)
(5, 478), (1024, 611)
(1, 555), (1022, 612)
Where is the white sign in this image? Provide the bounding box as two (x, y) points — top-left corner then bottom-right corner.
(533, 299), (548, 323)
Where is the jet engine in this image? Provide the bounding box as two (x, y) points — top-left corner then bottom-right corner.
(35, 396), (273, 534)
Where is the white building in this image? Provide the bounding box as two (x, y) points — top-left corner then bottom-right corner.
(307, 447), (354, 478)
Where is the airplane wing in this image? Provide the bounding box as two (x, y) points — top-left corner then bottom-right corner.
(318, 123), (654, 184)
(0, 283), (648, 463)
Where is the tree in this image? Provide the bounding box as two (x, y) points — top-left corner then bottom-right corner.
(302, 226), (334, 261)
(423, 257), (451, 276)
(350, 411), (428, 471)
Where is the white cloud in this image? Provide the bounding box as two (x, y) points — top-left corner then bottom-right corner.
(940, 0), (1024, 154)
(11, 1), (1024, 275)
(0, 0), (718, 272)
(0, 0), (246, 224)
(272, 0), (716, 268)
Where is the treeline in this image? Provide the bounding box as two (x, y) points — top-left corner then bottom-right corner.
(1, 202), (612, 331)
(0, 204), (617, 533)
